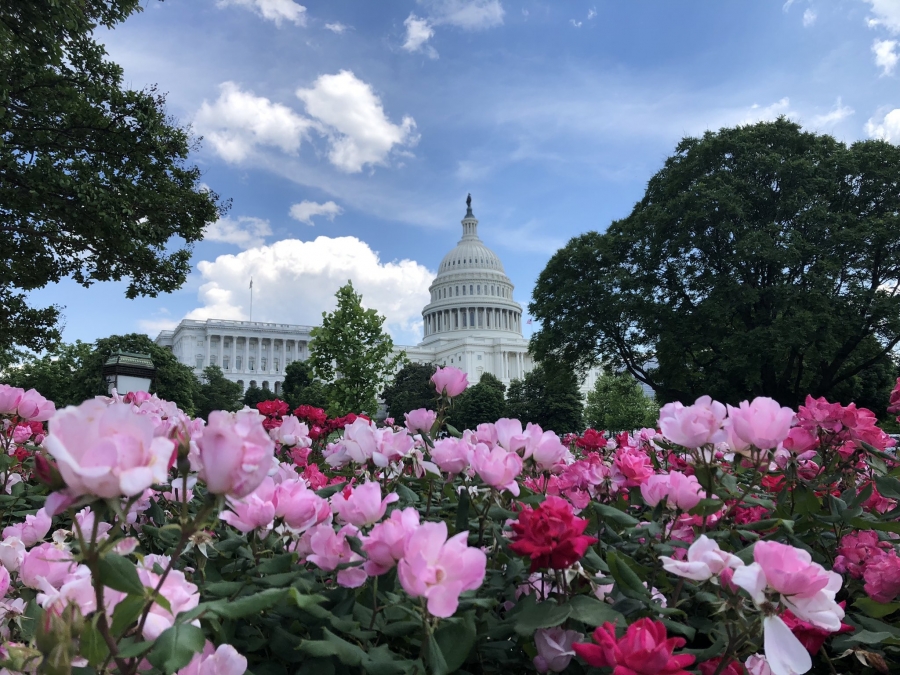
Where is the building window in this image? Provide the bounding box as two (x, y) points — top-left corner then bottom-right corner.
(195, 355), (203, 369)
(237, 380), (244, 390)
(477, 355), (482, 360)
(249, 357), (255, 371)
(250, 380), (257, 389)
(261, 357), (267, 370)
(450, 358), (454, 363)
(274, 358), (279, 372)
(477, 285), (480, 294)
(210, 355), (217, 366)
(262, 381), (270, 391)
(223, 356), (230, 370)
(455, 286), (459, 295)
(236, 356), (242, 370)
(470, 310), (475, 325)
(470, 285), (474, 294)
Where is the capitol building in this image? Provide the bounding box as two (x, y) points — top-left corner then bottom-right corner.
(155, 198), (600, 397)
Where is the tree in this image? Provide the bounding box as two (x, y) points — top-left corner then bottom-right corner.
(381, 362), (437, 420)
(0, 341), (94, 406)
(585, 372), (659, 432)
(281, 360), (330, 410)
(70, 334), (201, 415)
(309, 282), (406, 415)
(196, 366), (242, 420)
(242, 385), (280, 409)
(0, 0), (224, 360)
(530, 119), (900, 408)
(504, 362), (584, 433)
(450, 373), (507, 431)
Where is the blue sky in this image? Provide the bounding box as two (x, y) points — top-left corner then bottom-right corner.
(34, 0), (900, 348)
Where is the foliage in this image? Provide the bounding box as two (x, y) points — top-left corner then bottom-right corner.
(0, 0), (225, 359)
(451, 373), (507, 431)
(241, 384), (280, 408)
(530, 118), (900, 407)
(309, 282), (406, 416)
(195, 366), (242, 420)
(584, 371), (659, 432)
(0, 341), (94, 407)
(281, 360), (330, 411)
(504, 361), (584, 434)
(381, 361), (438, 421)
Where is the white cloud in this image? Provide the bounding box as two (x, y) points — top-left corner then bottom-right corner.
(204, 216), (273, 249)
(782, 0), (796, 11)
(803, 8), (817, 26)
(195, 82), (314, 163)
(288, 200), (344, 225)
(866, 0), (900, 33)
(740, 97), (796, 124)
(217, 0), (307, 26)
(873, 38), (899, 75)
(185, 237), (434, 343)
(418, 0), (505, 30)
(865, 108), (900, 142)
(570, 19), (582, 28)
(138, 318), (180, 334)
(588, 8), (597, 20)
(402, 14), (438, 58)
(324, 22), (348, 33)
(809, 97), (854, 128)
(296, 70), (418, 173)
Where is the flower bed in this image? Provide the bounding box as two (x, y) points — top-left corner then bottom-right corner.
(0, 368), (899, 675)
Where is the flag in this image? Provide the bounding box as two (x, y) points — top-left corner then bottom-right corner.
(249, 278), (253, 289)
(527, 319), (532, 324)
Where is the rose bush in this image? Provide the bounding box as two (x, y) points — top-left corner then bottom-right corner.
(0, 374), (898, 675)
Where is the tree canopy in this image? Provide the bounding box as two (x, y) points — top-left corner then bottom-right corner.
(450, 373), (507, 431)
(0, 0), (224, 360)
(504, 362), (584, 433)
(584, 371), (659, 432)
(281, 360), (330, 411)
(0, 341), (94, 407)
(309, 282), (406, 416)
(381, 361), (437, 420)
(530, 119), (900, 407)
(196, 366), (242, 420)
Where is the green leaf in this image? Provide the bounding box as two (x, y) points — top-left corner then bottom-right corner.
(433, 613), (476, 674)
(110, 595), (146, 636)
(147, 624), (207, 674)
(844, 630), (896, 645)
(594, 503), (639, 528)
(298, 628), (365, 666)
(116, 640), (155, 659)
(97, 554), (145, 596)
(660, 618), (695, 641)
(209, 588), (285, 619)
(425, 632), (449, 675)
(514, 596), (572, 635)
(80, 619), (110, 666)
(874, 475), (900, 501)
(455, 487), (470, 533)
(849, 517), (900, 534)
(854, 597), (900, 619)
(395, 483), (419, 504)
(566, 595), (624, 627)
(688, 498), (725, 517)
(316, 482), (347, 499)
(606, 551), (649, 601)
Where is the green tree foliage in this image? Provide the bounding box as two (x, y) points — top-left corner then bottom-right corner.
(242, 385), (280, 409)
(72, 334), (201, 415)
(530, 119), (900, 407)
(504, 362), (584, 433)
(196, 366), (242, 420)
(309, 282), (405, 415)
(585, 371), (659, 432)
(381, 362), (437, 420)
(0, 0), (224, 360)
(451, 373), (507, 431)
(281, 360), (329, 410)
(0, 341), (94, 406)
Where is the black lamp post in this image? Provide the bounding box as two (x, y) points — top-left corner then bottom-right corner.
(101, 351), (156, 396)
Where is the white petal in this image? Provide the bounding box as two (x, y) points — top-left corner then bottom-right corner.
(732, 562), (768, 605)
(763, 615), (812, 675)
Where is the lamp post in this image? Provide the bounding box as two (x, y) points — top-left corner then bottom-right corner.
(102, 351), (156, 396)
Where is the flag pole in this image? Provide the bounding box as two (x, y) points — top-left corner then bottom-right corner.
(250, 277), (253, 323)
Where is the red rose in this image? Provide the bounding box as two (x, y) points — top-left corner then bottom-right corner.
(573, 618), (695, 675)
(508, 495), (597, 571)
(257, 399), (289, 418)
(781, 605), (853, 654)
(293, 405), (328, 427)
(698, 657), (744, 675)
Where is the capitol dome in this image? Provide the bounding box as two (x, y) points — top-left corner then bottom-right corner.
(420, 196), (524, 345)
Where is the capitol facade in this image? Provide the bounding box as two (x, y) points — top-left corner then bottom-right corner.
(155, 199), (600, 396)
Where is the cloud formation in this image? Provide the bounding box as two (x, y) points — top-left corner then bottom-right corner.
(296, 70), (419, 172)
(866, 0), (900, 33)
(324, 22), (348, 33)
(419, 0), (504, 30)
(872, 39), (898, 75)
(204, 216), (273, 249)
(809, 98), (854, 128)
(184, 237), (434, 343)
(217, 0), (307, 26)
(865, 108), (900, 142)
(740, 97), (795, 125)
(196, 72), (416, 172)
(802, 9), (816, 27)
(289, 200), (344, 225)
(403, 14), (438, 57)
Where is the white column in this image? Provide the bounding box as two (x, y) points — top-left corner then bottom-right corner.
(243, 337), (248, 374)
(204, 334), (210, 368)
(230, 336), (236, 372)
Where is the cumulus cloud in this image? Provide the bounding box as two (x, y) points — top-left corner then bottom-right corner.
(740, 97), (795, 124)
(588, 8), (597, 20)
(217, 0), (307, 26)
(194, 82), (314, 163)
(296, 70), (418, 173)
(204, 216), (273, 249)
(809, 97), (854, 128)
(403, 14), (438, 57)
(803, 8), (817, 26)
(570, 19), (582, 28)
(184, 237), (434, 343)
(866, 0), (900, 33)
(865, 108), (900, 142)
(289, 200), (344, 225)
(873, 39), (899, 75)
(324, 22), (348, 33)
(419, 0), (505, 30)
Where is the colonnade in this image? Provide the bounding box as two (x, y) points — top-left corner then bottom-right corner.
(424, 306), (521, 337)
(197, 335), (309, 376)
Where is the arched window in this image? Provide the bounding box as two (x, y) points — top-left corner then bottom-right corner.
(249, 357), (255, 371)
(236, 356), (242, 370)
(470, 285), (473, 294)
(463, 286), (466, 295)
(237, 380), (244, 390)
(456, 286), (459, 295)
(275, 381), (281, 395)
(262, 381), (270, 391)
(195, 355), (203, 369)
(249, 380), (257, 389)
(477, 285), (480, 294)
(223, 356), (230, 370)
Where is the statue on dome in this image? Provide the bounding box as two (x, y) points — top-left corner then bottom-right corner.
(466, 193), (472, 210)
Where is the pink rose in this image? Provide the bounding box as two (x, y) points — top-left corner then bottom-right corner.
(2, 508), (51, 548)
(361, 507), (420, 575)
(274, 480), (332, 532)
(863, 552), (900, 603)
(137, 555), (200, 640)
(431, 366), (468, 398)
(0, 385), (24, 415)
(641, 471), (706, 511)
(0, 536), (26, 572)
(16, 389), (55, 422)
(744, 655), (773, 675)
(197, 409), (275, 498)
(269, 416), (311, 448)
(523, 425), (572, 473)
(494, 419), (527, 453)
(727, 397), (794, 451)
(176, 642), (247, 675)
(533, 627), (582, 673)
(833, 531), (891, 578)
(611, 447), (655, 488)
(658, 396), (727, 448)
(307, 524), (368, 588)
(660, 535), (743, 581)
(44, 400), (174, 499)
(0, 565), (9, 598)
(471, 444), (523, 496)
(753, 541), (832, 599)
(220, 478), (277, 533)
(397, 521), (487, 618)
(331, 482), (399, 527)
(20, 543), (75, 590)
(430, 437), (472, 475)
(404, 408), (437, 435)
